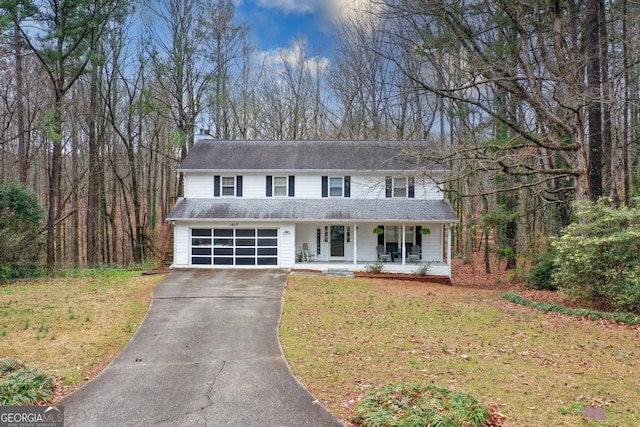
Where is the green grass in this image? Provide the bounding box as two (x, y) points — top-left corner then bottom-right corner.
(0, 268), (165, 396)
(354, 383), (489, 427)
(280, 276), (640, 426)
(0, 359), (55, 405)
(502, 291), (640, 324)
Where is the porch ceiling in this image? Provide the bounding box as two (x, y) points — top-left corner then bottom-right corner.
(167, 198), (459, 223)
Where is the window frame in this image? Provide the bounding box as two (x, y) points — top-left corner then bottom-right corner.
(329, 176), (344, 197)
(393, 177), (407, 198)
(273, 176), (288, 197)
(221, 176), (236, 196)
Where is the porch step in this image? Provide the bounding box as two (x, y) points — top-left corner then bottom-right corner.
(324, 269), (354, 277)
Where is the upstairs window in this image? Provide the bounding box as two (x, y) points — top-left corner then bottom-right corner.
(329, 177), (343, 197)
(214, 175), (243, 197)
(222, 177), (236, 196)
(322, 176), (350, 197)
(393, 178), (407, 197)
(386, 176), (415, 198)
(266, 175), (295, 197)
(273, 176), (287, 196)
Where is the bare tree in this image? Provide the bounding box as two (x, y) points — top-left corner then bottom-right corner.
(9, 0), (125, 275)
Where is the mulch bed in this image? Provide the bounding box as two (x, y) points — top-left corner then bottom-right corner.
(353, 272), (451, 284)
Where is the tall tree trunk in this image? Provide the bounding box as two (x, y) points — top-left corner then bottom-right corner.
(621, 0), (630, 206)
(14, 15), (28, 185)
(599, 0), (614, 202)
(87, 65), (100, 267)
(586, 0), (603, 201)
(71, 106), (80, 268)
(46, 99), (63, 276)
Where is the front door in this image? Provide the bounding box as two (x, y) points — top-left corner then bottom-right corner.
(330, 225), (345, 257)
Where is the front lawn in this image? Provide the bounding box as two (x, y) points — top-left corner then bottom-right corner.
(280, 276), (640, 426)
(0, 270), (165, 397)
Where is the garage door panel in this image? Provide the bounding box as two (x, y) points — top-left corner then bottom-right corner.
(192, 257), (212, 265)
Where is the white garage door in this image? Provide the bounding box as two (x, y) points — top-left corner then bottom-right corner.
(191, 228), (278, 266)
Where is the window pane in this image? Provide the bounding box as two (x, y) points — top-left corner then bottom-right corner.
(394, 178), (407, 197)
(236, 258), (256, 266)
(236, 238), (255, 246)
(257, 229), (277, 237)
(214, 257), (233, 265)
(222, 176), (235, 196)
(214, 229), (233, 237)
(214, 238), (233, 246)
(274, 176), (287, 196)
(192, 248), (211, 256)
(257, 258), (278, 265)
(213, 248), (234, 256)
(192, 238), (212, 246)
(257, 238), (277, 246)
(236, 229), (255, 237)
(235, 247), (255, 256)
(387, 226), (399, 242)
(329, 177), (343, 196)
(191, 229), (211, 237)
(258, 248), (278, 256)
(192, 257), (212, 265)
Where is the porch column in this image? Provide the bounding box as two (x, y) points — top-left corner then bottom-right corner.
(401, 225), (406, 265)
(447, 223), (453, 278)
(353, 223), (358, 264)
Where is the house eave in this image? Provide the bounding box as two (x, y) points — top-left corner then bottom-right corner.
(177, 168), (451, 174)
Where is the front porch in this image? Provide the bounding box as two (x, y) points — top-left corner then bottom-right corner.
(294, 222), (454, 277)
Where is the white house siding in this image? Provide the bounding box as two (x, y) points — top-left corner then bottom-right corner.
(354, 225), (380, 261)
(241, 174), (268, 198)
(350, 175), (386, 199)
(416, 176), (442, 200)
(278, 224), (296, 268)
(184, 173), (214, 198)
(421, 226), (444, 262)
(173, 223), (190, 266)
(295, 224), (320, 258)
(293, 174), (322, 198)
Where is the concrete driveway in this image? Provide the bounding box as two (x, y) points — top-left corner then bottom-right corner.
(61, 269), (343, 426)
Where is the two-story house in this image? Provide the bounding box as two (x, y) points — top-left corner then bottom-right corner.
(166, 139), (459, 277)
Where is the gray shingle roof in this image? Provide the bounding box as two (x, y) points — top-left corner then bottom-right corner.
(167, 198), (459, 223)
(178, 140), (443, 171)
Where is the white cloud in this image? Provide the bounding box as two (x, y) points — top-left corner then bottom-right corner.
(256, 0), (316, 14)
(257, 38), (331, 75)
(327, 0), (373, 21)
(256, 0), (371, 20)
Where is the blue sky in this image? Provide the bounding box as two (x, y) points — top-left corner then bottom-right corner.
(233, 0), (365, 56)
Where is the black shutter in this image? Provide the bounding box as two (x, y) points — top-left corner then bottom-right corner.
(266, 176), (273, 197)
(344, 176), (351, 198)
(385, 177), (392, 198)
(416, 226), (422, 247)
(288, 176), (295, 197)
(214, 175), (220, 197)
(236, 176), (243, 197)
(377, 225), (384, 245)
(321, 176), (328, 198)
(408, 177), (415, 198)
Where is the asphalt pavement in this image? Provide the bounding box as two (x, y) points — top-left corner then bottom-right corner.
(61, 269), (344, 427)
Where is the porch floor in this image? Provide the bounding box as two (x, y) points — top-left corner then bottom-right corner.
(292, 260), (449, 276)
